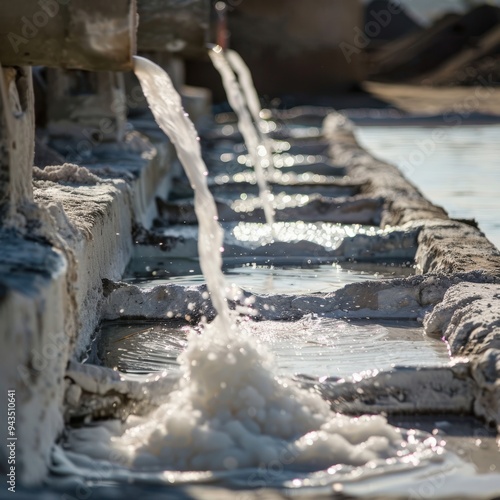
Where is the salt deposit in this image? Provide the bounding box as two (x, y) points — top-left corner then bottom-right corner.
(69, 316), (444, 475)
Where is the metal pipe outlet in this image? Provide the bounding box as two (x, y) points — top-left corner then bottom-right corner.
(0, 0), (137, 72)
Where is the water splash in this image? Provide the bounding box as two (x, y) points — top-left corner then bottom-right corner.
(209, 46), (275, 227)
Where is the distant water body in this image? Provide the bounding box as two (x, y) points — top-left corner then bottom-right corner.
(356, 124), (500, 250)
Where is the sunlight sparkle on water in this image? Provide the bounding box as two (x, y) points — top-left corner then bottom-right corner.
(233, 221), (381, 247)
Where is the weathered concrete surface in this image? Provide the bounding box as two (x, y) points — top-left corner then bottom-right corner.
(33, 165), (134, 356)
(425, 282), (500, 357)
(415, 220), (500, 276)
(323, 114), (449, 227)
(423, 281), (500, 426)
(314, 348), (500, 431)
(102, 272), (499, 323)
(317, 363), (475, 416)
(0, 66), (35, 225)
(308, 355), (500, 431)
(0, 231), (70, 485)
(471, 349), (500, 428)
(48, 129), (175, 228)
(64, 361), (178, 422)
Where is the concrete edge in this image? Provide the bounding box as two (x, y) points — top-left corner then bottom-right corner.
(322, 112), (500, 277)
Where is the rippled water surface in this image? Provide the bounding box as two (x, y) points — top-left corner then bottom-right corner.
(125, 259), (414, 294)
(94, 317), (450, 378)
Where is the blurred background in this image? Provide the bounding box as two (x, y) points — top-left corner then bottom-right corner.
(18, 0), (500, 251)
(186, 0), (500, 248)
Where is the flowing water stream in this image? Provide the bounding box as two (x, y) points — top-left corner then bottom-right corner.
(209, 46), (275, 227)
(225, 49), (275, 165)
(225, 50), (263, 131)
(52, 57), (500, 498)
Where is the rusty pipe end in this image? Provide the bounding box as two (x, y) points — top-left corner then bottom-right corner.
(214, 1), (229, 51)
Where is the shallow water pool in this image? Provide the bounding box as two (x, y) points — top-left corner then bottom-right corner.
(93, 316), (449, 378)
(357, 124), (500, 249)
(124, 260), (414, 295)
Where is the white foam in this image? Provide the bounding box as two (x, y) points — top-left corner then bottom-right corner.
(74, 316), (440, 475)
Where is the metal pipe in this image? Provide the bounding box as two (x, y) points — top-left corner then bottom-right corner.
(0, 0), (137, 72)
(136, 0), (210, 57)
